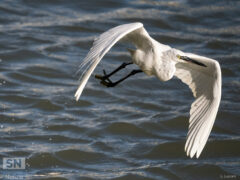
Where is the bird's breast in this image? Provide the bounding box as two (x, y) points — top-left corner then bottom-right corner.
(154, 57), (176, 81)
(151, 48), (176, 81)
(132, 48), (176, 81)
(132, 49), (154, 76)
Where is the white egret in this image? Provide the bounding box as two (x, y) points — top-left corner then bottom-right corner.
(74, 23), (222, 158)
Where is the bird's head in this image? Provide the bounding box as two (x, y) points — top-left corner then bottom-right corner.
(176, 54), (207, 67)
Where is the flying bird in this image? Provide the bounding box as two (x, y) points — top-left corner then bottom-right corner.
(74, 23), (222, 158)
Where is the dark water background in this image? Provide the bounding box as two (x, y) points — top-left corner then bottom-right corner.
(0, 0), (240, 179)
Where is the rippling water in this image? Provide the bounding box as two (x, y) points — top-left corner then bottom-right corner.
(0, 0), (239, 179)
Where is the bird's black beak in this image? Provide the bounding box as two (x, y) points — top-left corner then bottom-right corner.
(177, 55), (207, 67)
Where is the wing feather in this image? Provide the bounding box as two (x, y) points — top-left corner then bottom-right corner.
(186, 100), (210, 156)
(175, 55), (221, 158)
(75, 22), (153, 100)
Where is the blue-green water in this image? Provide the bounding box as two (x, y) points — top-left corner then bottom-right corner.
(0, 0), (239, 179)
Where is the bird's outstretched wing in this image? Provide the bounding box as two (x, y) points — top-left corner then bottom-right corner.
(75, 22), (153, 101)
(174, 53), (222, 158)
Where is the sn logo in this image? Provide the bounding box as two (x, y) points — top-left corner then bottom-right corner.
(3, 158), (26, 169)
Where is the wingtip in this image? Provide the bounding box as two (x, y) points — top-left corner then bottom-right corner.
(190, 150), (195, 158)
(74, 87), (82, 102)
(74, 92), (80, 102)
(186, 150), (197, 159)
(185, 147), (201, 159)
(185, 144), (198, 159)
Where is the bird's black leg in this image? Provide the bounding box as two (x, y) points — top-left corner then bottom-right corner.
(100, 69), (143, 87)
(95, 62), (133, 82)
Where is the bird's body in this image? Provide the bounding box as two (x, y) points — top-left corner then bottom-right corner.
(75, 23), (222, 158)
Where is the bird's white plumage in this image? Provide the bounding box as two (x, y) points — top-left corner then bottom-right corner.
(75, 23), (222, 158)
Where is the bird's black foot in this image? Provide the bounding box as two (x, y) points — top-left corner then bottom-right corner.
(94, 62), (142, 87)
(100, 80), (117, 87)
(95, 70), (117, 87)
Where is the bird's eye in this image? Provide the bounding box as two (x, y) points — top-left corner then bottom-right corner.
(176, 54), (181, 59)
